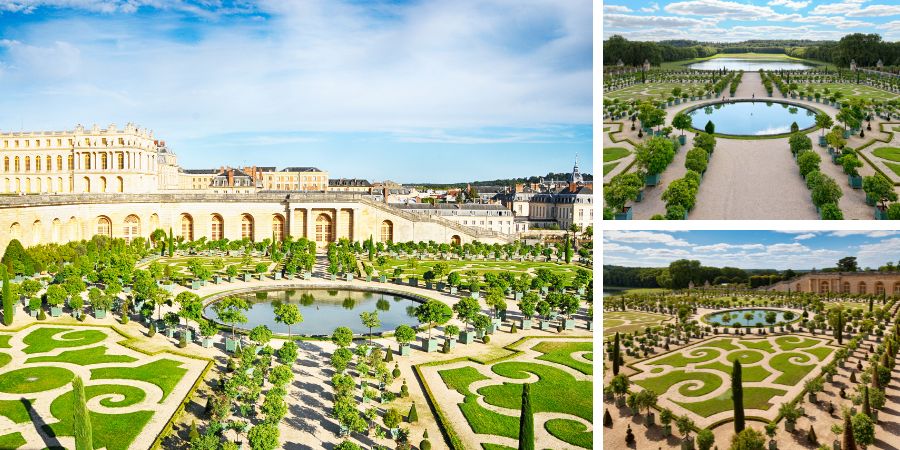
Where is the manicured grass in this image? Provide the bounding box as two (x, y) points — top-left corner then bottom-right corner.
(439, 367), (520, 439)
(27, 346), (137, 366)
(703, 339), (740, 351)
(602, 310), (671, 336)
(482, 444), (516, 450)
(603, 162), (619, 175)
(873, 147), (900, 162)
(0, 335), (11, 349)
(695, 361), (771, 382)
(802, 346), (834, 361)
(726, 350), (764, 364)
(377, 257), (581, 284)
(0, 399), (33, 424)
(21, 328), (107, 354)
(44, 384), (153, 450)
(650, 348), (721, 368)
(481, 362), (592, 422)
(798, 83), (900, 102)
(633, 370), (723, 398)
(533, 341), (593, 375)
(604, 147), (630, 162)
(769, 352), (815, 386)
(675, 387), (786, 418)
(91, 359), (187, 402)
(885, 161), (900, 177)
(0, 352), (10, 369)
(545, 418), (592, 449)
(775, 336), (817, 351)
(0, 432), (26, 449)
(0, 367), (75, 394)
(741, 340), (776, 353)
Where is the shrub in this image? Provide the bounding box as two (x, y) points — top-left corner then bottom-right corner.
(811, 176), (843, 208)
(407, 403), (418, 423)
(685, 147), (709, 173)
(789, 132), (812, 155)
(604, 172), (643, 213)
(662, 177), (699, 211)
(635, 137), (676, 176)
(841, 152), (863, 176)
(887, 203), (900, 219)
(862, 174), (897, 207)
(820, 203), (844, 220)
(805, 170), (823, 190)
(798, 151), (822, 178)
(666, 204), (687, 220)
(693, 132), (716, 153)
(277, 341), (298, 364)
(705, 120), (715, 134)
(482, 335), (491, 344)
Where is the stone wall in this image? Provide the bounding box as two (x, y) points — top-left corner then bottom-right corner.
(766, 271), (900, 296)
(0, 193), (512, 255)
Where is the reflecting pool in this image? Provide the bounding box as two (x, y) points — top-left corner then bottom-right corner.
(686, 58), (817, 71)
(704, 308), (796, 327)
(687, 101), (817, 136)
(204, 289), (421, 335)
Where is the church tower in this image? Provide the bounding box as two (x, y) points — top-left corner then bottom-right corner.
(569, 154), (584, 185)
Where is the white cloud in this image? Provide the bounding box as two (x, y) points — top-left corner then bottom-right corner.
(768, 0), (811, 9)
(603, 231), (691, 247)
(793, 15), (872, 29)
(603, 13), (712, 29)
(665, 0), (799, 20)
(810, 0), (869, 15)
(793, 233), (817, 240)
(766, 243), (809, 253)
(829, 231), (898, 237)
(641, 2), (660, 13)
(694, 243), (766, 252)
(856, 237), (900, 268)
(604, 4), (632, 13)
(846, 4), (900, 17)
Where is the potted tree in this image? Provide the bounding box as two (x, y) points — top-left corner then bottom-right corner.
(610, 374), (630, 407)
(198, 318), (217, 348)
(806, 377), (824, 403)
(660, 408), (674, 437)
(605, 172), (643, 220)
(28, 297), (41, 318)
(862, 174), (897, 219)
(415, 300), (452, 352)
(443, 324), (459, 351)
(537, 300), (553, 331)
(766, 421), (778, 450)
(780, 402), (802, 432)
(394, 324), (415, 356)
(841, 152), (863, 188)
(45, 284), (66, 317)
(636, 137), (676, 186)
(92, 290), (113, 320)
(452, 296), (480, 344)
(518, 292), (539, 330)
(676, 414), (696, 450)
(211, 296), (250, 353)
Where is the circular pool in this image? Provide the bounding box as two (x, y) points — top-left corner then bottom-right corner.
(204, 288), (421, 336)
(686, 58), (817, 71)
(687, 101), (817, 136)
(704, 308), (797, 328)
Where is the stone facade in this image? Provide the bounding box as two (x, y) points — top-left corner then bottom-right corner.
(766, 271), (900, 296)
(0, 192), (510, 256)
(395, 203), (515, 235)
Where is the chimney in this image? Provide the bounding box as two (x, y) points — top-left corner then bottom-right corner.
(383, 186), (389, 204)
(569, 182), (576, 193)
(515, 183), (523, 193)
(228, 169), (234, 187)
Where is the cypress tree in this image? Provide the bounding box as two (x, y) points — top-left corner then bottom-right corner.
(842, 412), (857, 450)
(868, 296), (873, 313)
(834, 311), (843, 345)
(2, 268), (12, 326)
(612, 332), (621, 376)
(732, 359), (745, 433)
(73, 376), (93, 450)
(518, 383), (534, 450)
(871, 362), (880, 390)
(168, 228), (174, 256)
(862, 385), (872, 418)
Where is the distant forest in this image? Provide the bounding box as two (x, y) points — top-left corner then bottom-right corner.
(603, 33), (900, 68)
(412, 172), (593, 189)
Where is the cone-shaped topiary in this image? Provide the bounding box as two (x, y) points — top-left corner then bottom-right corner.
(401, 380), (409, 398)
(2, 268), (13, 326)
(732, 359), (745, 434)
(604, 409), (613, 428)
(808, 425), (817, 444)
(843, 412), (857, 450)
(189, 420), (199, 441)
(613, 332), (621, 376)
(518, 383), (534, 450)
(73, 375), (93, 450)
(407, 403), (418, 423)
(863, 385), (872, 418)
(384, 348), (393, 363)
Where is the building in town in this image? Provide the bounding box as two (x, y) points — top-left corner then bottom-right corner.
(0, 123), (512, 255)
(394, 203), (515, 235)
(766, 271), (900, 295)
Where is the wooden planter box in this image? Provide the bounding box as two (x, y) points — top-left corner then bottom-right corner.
(225, 338), (241, 353)
(615, 207), (633, 220)
(379, 275), (387, 283)
(94, 309), (107, 319)
(344, 273), (354, 282)
(563, 319), (575, 330)
(540, 320), (552, 331)
(242, 273), (252, 282)
(201, 337), (213, 348)
(459, 331), (474, 344)
(273, 272), (282, 280)
(522, 319), (532, 329)
(450, 287), (458, 295)
(50, 307), (62, 317)
(421, 338), (438, 353)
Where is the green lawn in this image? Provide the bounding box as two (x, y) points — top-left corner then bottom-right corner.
(603, 162), (619, 175)
(703, 339), (740, 351)
(726, 350), (763, 364)
(0, 367), (75, 394)
(633, 370), (723, 398)
(650, 348), (721, 368)
(482, 445), (516, 450)
(775, 336), (817, 351)
(604, 147), (630, 162)
(0, 432), (25, 449)
(480, 362), (592, 422)
(0, 352), (10, 369)
(675, 387), (787, 418)
(0, 399), (33, 424)
(741, 340), (776, 353)
(545, 418), (592, 449)
(769, 352), (815, 386)
(91, 359), (188, 402)
(695, 361), (771, 382)
(21, 328), (107, 354)
(377, 257), (583, 284)
(802, 346), (834, 361)
(44, 384), (153, 450)
(873, 147), (900, 162)
(27, 346), (137, 366)
(797, 83), (899, 102)
(533, 341), (593, 375)
(885, 162), (900, 177)
(0, 335), (11, 348)
(439, 367), (520, 439)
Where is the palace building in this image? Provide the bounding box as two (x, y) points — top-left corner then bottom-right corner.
(766, 271), (900, 296)
(0, 123), (512, 255)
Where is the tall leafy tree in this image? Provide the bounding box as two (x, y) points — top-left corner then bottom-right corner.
(732, 360), (745, 433)
(612, 332), (621, 376)
(518, 383), (534, 450)
(274, 303), (303, 338)
(1, 268), (12, 326)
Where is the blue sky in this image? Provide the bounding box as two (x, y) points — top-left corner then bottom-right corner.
(604, 0), (900, 42)
(603, 230), (900, 270)
(0, 0), (591, 182)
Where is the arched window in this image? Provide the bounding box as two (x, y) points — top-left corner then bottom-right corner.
(117, 152), (124, 169)
(68, 217), (80, 241)
(3, 156), (8, 172)
(858, 282), (867, 294)
(24, 156), (30, 172)
(83, 177), (91, 193)
(67, 155), (74, 170)
(819, 281), (830, 294)
(117, 176), (124, 193)
(52, 219), (61, 242)
(875, 282), (885, 296)
(57, 155), (63, 171)
(99, 176), (107, 193)
(57, 177), (63, 192)
(35, 156), (41, 172)
(842, 282), (851, 294)
(83, 154), (91, 170)
(315, 213), (332, 243)
(123, 215), (140, 242)
(211, 214), (224, 240)
(14, 156), (19, 172)
(241, 214), (254, 241)
(31, 220), (41, 245)
(9, 222), (21, 240)
(451, 235), (461, 246)
(35, 177), (41, 193)
(96, 216), (111, 237)
(181, 214), (194, 241)
(272, 214), (285, 241)
(380, 220), (393, 243)
(101, 153), (108, 170)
